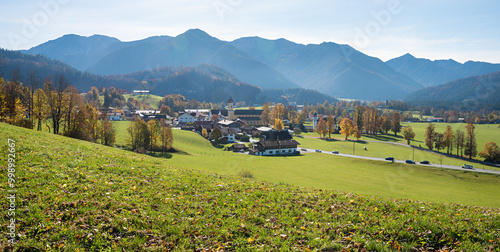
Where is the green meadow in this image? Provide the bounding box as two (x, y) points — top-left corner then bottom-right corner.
(403, 122), (500, 152)
(2, 122), (500, 250)
(111, 121), (500, 207)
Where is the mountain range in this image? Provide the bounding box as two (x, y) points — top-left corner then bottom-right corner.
(23, 29), (424, 100)
(0, 48), (338, 105)
(405, 70), (500, 109)
(386, 53), (500, 87)
(13, 28), (500, 102)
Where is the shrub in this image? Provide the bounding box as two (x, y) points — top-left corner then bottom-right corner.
(238, 169), (254, 179)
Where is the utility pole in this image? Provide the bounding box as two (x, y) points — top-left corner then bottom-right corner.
(353, 140), (355, 155)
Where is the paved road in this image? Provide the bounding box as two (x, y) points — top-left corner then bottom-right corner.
(298, 148), (500, 175)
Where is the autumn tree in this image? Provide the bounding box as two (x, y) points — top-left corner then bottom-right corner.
(84, 86), (101, 107)
(201, 128), (209, 138)
(434, 133), (444, 152)
(32, 89), (48, 131)
(211, 113), (219, 122)
(260, 103), (272, 125)
(271, 103), (285, 122)
(478, 142), (500, 163)
(293, 127), (302, 136)
(315, 119), (328, 138)
(159, 125), (173, 153)
(45, 75), (68, 134)
(127, 119), (150, 151)
(327, 115), (335, 138)
(100, 119), (116, 146)
(274, 118), (284, 131)
(381, 115), (391, 134)
(27, 69), (41, 128)
(425, 123), (436, 150)
(148, 119), (161, 150)
(160, 104), (172, 116)
(402, 126), (416, 145)
(339, 118), (354, 140)
(464, 121), (477, 159)
(391, 112), (402, 136)
(0, 79), (7, 121)
(443, 125), (454, 154)
(63, 85), (83, 133)
(454, 129), (465, 157)
(353, 126), (362, 140)
(354, 105), (364, 132)
(210, 128), (222, 142)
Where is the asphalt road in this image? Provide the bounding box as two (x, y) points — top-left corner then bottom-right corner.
(298, 148), (500, 175)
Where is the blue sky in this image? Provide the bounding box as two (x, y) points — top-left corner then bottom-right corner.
(1, 0), (499, 63)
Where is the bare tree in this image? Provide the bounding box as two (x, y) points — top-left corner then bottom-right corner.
(45, 74), (69, 134)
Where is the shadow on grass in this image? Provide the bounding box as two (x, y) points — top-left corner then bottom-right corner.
(211, 143), (225, 149)
(148, 148), (190, 159)
(363, 134), (403, 142)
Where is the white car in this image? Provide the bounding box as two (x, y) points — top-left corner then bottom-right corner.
(461, 164), (474, 169)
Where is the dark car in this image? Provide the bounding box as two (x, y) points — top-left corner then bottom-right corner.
(405, 160), (416, 164)
(385, 157), (394, 161)
(420, 160), (430, 164)
(332, 151), (339, 154)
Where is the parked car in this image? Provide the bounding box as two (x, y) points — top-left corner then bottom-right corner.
(315, 149), (322, 153)
(462, 164), (474, 169)
(385, 157), (395, 161)
(332, 151), (339, 154)
(301, 148), (307, 151)
(420, 160), (430, 164)
(405, 160), (416, 164)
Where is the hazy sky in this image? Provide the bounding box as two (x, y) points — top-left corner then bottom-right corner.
(1, 0), (499, 63)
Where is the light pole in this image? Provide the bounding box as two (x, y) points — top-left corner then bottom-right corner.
(353, 140), (355, 155)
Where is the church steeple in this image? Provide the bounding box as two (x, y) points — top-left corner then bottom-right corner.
(228, 97), (234, 120)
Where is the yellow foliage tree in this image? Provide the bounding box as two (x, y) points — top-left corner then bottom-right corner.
(353, 126), (362, 140)
(201, 128), (208, 138)
(274, 118), (284, 131)
(315, 119), (328, 138)
(339, 118), (354, 140)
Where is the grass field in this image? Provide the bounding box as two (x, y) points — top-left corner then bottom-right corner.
(110, 121), (500, 207)
(2, 122), (500, 250)
(123, 94), (163, 109)
(295, 135), (500, 170)
(403, 122), (500, 153)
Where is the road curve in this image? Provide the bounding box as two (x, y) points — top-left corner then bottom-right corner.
(298, 148), (500, 175)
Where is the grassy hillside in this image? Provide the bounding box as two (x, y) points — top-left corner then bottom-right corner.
(111, 121), (500, 206)
(123, 94), (163, 109)
(2, 122), (500, 251)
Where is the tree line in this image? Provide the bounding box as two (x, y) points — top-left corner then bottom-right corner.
(0, 72), (117, 146)
(424, 122), (500, 163)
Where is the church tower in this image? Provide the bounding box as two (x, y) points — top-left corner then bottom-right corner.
(228, 97), (234, 121)
(313, 112), (318, 130)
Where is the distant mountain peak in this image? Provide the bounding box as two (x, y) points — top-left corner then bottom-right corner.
(181, 28), (216, 41)
(401, 53), (415, 58)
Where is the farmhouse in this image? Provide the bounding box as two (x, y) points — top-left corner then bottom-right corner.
(178, 112), (197, 124)
(107, 112), (123, 121)
(251, 130), (300, 156)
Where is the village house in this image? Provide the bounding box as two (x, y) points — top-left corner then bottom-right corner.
(178, 112), (197, 124)
(251, 130), (300, 156)
(107, 112), (123, 121)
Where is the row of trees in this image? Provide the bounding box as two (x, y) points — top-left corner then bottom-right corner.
(1, 73), (118, 146)
(425, 122), (475, 159)
(424, 122), (500, 163)
(127, 119), (173, 153)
